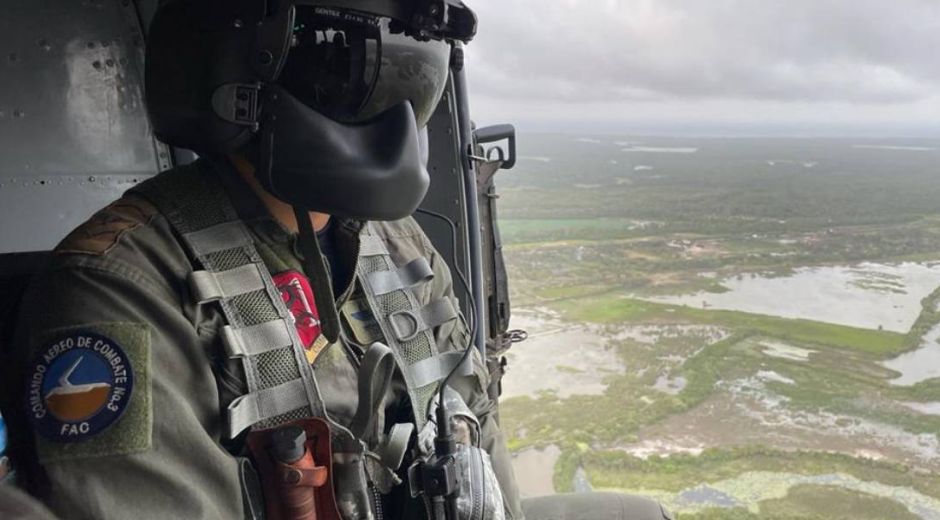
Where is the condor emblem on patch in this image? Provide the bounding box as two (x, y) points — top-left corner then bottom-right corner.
(274, 270), (329, 364)
(27, 332), (134, 442)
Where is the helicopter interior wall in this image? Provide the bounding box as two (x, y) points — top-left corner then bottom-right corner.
(0, 0), (170, 255)
(0, 0), (472, 306)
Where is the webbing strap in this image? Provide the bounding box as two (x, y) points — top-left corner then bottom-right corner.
(184, 221), (254, 256)
(222, 319), (295, 358)
(227, 379), (309, 438)
(366, 258), (434, 296)
(349, 343), (396, 440)
(378, 423), (414, 471)
(130, 161), (341, 439)
(406, 351), (473, 388)
(358, 234), (389, 257)
(388, 298), (458, 342)
(189, 264), (267, 303)
(357, 225), (441, 430)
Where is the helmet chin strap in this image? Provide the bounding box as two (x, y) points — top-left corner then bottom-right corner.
(293, 205), (341, 344)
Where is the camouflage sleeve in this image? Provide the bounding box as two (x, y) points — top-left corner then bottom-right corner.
(9, 200), (243, 520)
(425, 240), (525, 520)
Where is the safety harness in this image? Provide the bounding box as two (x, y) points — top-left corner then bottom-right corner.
(131, 160), (472, 513)
(357, 227), (470, 432)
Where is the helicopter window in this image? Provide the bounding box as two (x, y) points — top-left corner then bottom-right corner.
(475, 1), (940, 517)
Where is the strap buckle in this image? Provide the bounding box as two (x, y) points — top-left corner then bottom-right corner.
(389, 309), (422, 342)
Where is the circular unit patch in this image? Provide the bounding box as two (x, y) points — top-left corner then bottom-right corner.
(26, 332), (134, 442)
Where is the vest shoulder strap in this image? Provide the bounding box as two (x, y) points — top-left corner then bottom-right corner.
(354, 222), (471, 431)
(129, 162), (338, 438)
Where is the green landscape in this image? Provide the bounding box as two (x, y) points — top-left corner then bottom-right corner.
(497, 134), (940, 518)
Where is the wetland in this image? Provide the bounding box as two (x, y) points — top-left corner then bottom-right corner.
(500, 135), (940, 518)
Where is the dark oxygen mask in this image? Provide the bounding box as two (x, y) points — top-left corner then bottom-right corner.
(255, 84), (428, 220)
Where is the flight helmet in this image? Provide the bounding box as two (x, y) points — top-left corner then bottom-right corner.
(145, 0), (476, 220)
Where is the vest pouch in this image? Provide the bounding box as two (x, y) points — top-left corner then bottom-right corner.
(416, 389), (505, 520)
(332, 447), (380, 520)
(455, 444), (505, 520)
(246, 418), (342, 520)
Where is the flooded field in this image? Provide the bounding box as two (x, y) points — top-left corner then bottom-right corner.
(884, 323), (940, 385)
(647, 262), (940, 332)
(609, 471), (940, 519)
(498, 136), (940, 518)
(502, 290), (940, 517)
(625, 377), (940, 473)
(510, 445), (561, 498)
(502, 310), (625, 399)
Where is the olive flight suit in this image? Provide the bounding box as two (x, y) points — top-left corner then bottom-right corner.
(7, 160), (672, 520)
(8, 159), (520, 519)
(0, 483), (58, 520)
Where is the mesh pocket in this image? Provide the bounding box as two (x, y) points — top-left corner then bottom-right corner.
(252, 349), (312, 428)
(255, 348), (301, 389)
(258, 407), (311, 429)
(231, 290), (280, 326)
(205, 247), (252, 271)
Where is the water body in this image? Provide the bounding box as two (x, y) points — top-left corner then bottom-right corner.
(900, 401), (940, 416)
(502, 310), (626, 399)
(609, 324), (728, 345)
(675, 486), (740, 509)
(647, 263), (940, 332)
(853, 144), (937, 152)
(511, 445), (561, 498)
(572, 467), (593, 493)
(755, 370), (795, 385)
(883, 323), (940, 385)
(766, 159), (818, 168)
(724, 377), (940, 468)
(622, 146), (699, 154)
(628, 370), (940, 473)
(608, 471), (940, 519)
(759, 340), (815, 361)
(619, 439), (704, 459)
(653, 374), (688, 394)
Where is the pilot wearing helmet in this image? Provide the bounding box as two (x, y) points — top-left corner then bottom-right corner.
(3, 1), (671, 519)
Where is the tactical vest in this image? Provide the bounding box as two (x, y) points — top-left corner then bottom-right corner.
(130, 161), (474, 519)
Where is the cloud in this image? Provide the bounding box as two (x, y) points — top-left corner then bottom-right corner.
(463, 0), (940, 133)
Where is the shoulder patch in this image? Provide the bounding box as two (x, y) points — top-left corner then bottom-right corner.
(340, 296), (383, 346)
(56, 196), (158, 256)
(25, 323), (152, 462)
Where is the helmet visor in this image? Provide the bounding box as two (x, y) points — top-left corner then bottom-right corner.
(278, 6), (451, 127)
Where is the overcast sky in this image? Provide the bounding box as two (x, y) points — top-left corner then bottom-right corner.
(465, 0), (940, 137)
